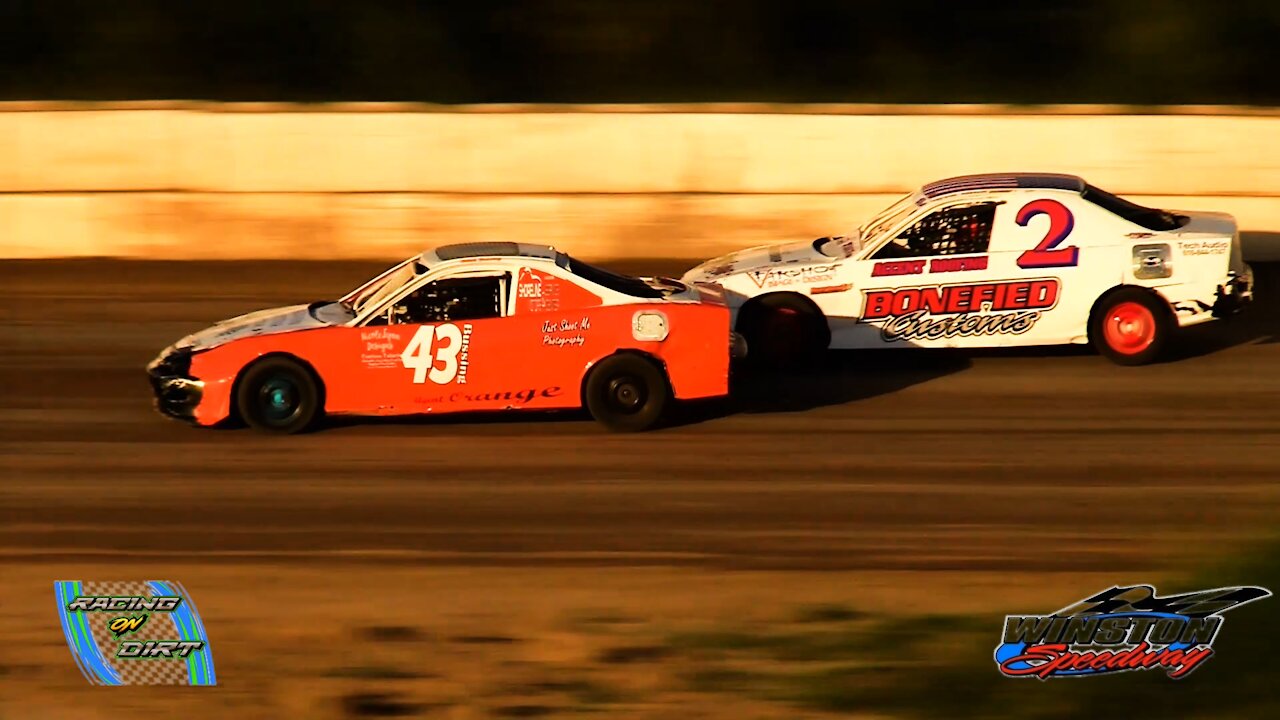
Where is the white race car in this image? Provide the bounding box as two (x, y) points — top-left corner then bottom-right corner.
(683, 173), (1253, 365)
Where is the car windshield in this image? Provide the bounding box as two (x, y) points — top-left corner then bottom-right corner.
(859, 191), (924, 241)
(345, 259), (423, 315)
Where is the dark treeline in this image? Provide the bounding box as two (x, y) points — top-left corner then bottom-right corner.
(1, 0), (1277, 104)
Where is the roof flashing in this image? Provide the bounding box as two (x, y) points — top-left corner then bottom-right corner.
(423, 242), (559, 264)
(921, 173), (1086, 200)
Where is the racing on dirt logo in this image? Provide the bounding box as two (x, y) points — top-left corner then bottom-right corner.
(860, 278), (1059, 342)
(995, 585), (1269, 679)
(55, 580), (216, 686)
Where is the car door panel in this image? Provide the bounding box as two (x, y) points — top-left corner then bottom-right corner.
(836, 200), (1003, 349)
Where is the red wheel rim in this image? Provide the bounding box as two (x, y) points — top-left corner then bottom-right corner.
(1103, 301), (1156, 355)
(764, 307), (808, 347)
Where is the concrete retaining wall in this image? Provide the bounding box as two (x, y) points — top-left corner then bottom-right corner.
(2, 103), (1278, 260)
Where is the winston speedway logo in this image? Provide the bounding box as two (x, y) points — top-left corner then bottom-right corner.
(993, 584), (1264, 676)
(55, 580), (216, 686)
(995, 585), (1269, 679)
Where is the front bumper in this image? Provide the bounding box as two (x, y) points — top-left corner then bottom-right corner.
(146, 347), (204, 422)
(1212, 265), (1254, 318)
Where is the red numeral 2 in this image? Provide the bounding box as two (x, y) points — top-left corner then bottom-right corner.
(1015, 199), (1079, 269)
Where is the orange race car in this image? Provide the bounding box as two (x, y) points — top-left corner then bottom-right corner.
(147, 243), (739, 433)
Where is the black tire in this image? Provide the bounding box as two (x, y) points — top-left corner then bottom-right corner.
(1089, 288), (1173, 366)
(235, 357), (324, 433)
(584, 354), (670, 432)
(737, 294), (830, 369)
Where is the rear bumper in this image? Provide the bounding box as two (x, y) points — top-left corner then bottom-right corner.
(1212, 265), (1254, 318)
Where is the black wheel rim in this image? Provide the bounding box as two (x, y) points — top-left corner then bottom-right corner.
(258, 375), (301, 424)
(605, 376), (646, 415)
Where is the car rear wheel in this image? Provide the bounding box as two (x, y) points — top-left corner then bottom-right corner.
(1089, 289), (1172, 366)
(737, 294), (830, 369)
(236, 357), (323, 433)
(584, 354), (670, 432)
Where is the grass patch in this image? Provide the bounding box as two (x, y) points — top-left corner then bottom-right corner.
(449, 634), (520, 645)
(524, 677), (625, 706)
(666, 614), (983, 665)
(768, 663), (904, 714)
(667, 629), (791, 654)
(338, 692), (427, 718)
(492, 705), (555, 718)
(792, 603), (866, 623)
(596, 644), (671, 664)
(356, 625), (426, 643)
(681, 666), (767, 694)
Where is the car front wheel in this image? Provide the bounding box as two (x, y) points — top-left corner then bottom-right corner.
(737, 295), (830, 369)
(236, 357), (324, 433)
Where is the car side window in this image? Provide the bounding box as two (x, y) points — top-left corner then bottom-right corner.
(872, 202), (997, 259)
(371, 274), (508, 326)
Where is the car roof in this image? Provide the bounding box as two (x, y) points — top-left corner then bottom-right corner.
(920, 173), (1086, 200)
(421, 241), (559, 265)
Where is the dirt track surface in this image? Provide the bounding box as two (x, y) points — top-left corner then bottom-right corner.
(3, 259), (1280, 574)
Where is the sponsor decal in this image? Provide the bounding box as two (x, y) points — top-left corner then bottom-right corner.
(56, 580), (216, 686)
(361, 327), (405, 369)
(871, 255), (987, 278)
(457, 324), (473, 383)
(809, 283), (852, 295)
(413, 386), (562, 406)
(517, 278), (542, 298)
(401, 323), (472, 384)
(457, 386), (561, 404)
(748, 263), (840, 289)
(860, 278), (1060, 342)
(516, 268), (601, 314)
(702, 262), (737, 278)
(929, 255), (989, 273)
(995, 584), (1269, 680)
(542, 316), (591, 348)
(516, 268), (556, 312)
(1178, 240), (1230, 256)
(872, 260), (926, 277)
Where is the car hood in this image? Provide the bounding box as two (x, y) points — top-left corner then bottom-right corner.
(174, 303), (335, 352)
(682, 239), (833, 282)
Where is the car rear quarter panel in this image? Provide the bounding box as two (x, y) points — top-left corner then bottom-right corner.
(638, 301), (731, 401)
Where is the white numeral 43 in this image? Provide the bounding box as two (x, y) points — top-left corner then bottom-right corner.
(401, 324), (464, 384)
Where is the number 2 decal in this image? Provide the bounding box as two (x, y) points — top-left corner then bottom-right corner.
(401, 323), (470, 384)
(1015, 199), (1080, 269)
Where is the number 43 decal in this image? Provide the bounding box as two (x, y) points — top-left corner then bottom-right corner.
(1015, 199), (1080, 269)
(401, 323), (472, 384)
